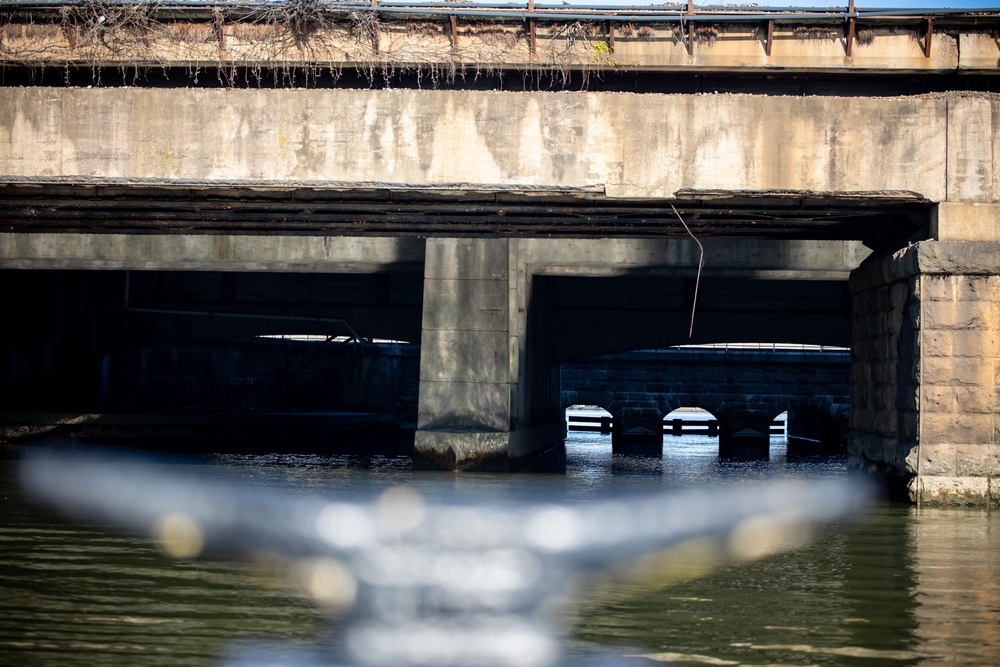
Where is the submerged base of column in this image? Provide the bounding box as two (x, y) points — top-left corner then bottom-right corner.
(850, 449), (1000, 507)
(719, 431), (769, 461)
(915, 475), (1000, 507)
(414, 421), (565, 472)
(847, 449), (915, 503)
(611, 432), (663, 457)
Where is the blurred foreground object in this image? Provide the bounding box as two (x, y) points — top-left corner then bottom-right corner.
(20, 449), (872, 667)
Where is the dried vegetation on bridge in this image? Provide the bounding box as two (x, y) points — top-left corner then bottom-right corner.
(0, 1), (998, 86)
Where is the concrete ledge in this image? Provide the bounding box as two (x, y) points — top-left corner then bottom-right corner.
(414, 428), (510, 472)
(847, 452), (916, 502)
(850, 240), (1000, 294)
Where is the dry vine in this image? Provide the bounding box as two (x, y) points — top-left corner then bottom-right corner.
(1, 3), (677, 89)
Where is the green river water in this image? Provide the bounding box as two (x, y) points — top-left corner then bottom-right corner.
(1, 432), (998, 667)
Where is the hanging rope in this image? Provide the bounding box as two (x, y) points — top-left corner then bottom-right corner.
(671, 204), (704, 339)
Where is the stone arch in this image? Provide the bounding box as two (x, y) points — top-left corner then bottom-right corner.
(563, 403), (614, 436)
(662, 404), (722, 439)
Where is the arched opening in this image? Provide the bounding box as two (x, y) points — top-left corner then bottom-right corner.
(664, 407), (720, 438)
(662, 407), (721, 461)
(769, 410), (789, 461)
(565, 404), (614, 437)
(563, 404), (616, 473)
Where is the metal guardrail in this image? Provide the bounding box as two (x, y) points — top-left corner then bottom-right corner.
(2, 1), (995, 64)
(566, 413), (786, 435)
(1, 1), (998, 21)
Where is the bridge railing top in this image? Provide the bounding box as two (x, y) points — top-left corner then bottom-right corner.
(2, 0), (998, 24)
(673, 343), (849, 352)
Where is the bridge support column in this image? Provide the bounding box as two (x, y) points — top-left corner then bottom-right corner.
(611, 408), (663, 456)
(718, 411), (772, 460)
(414, 239), (563, 471)
(849, 239), (1000, 505)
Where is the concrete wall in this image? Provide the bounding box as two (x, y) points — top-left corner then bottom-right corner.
(2, 88), (994, 203)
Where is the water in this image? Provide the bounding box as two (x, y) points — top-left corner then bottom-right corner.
(2, 432), (998, 666)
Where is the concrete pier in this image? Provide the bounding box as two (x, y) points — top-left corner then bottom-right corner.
(850, 240), (1000, 504)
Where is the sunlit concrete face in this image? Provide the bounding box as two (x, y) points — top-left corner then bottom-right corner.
(2, 88), (993, 204)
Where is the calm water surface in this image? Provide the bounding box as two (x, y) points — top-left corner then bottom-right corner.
(2, 432), (998, 666)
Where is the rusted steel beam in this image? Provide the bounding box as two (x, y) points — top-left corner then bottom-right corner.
(450, 14), (458, 52)
(686, 0), (695, 56)
(845, 0), (855, 57)
(924, 18), (933, 58)
(527, 0), (536, 59)
(607, 20), (614, 51)
(765, 19), (774, 56)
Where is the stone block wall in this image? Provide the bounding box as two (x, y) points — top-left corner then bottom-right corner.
(561, 348), (851, 446)
(916, 273), (1000, 503)
(848, 257), (921, 498)
(849, 241), (1000, 505)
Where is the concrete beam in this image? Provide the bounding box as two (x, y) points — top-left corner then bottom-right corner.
(932, 203), (1000, 243)
(0, 232), (425, 272)
(520, 238), (870, 280)
(2, 88), (988, 205)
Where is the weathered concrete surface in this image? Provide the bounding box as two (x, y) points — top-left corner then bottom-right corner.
(3, 88), (995, 203)
(0, 16), (983, 74)
(0, 232), (869, 279)
(849, 241), (1000, 506)
(933, 203), (1000, 242)
(414, 238), (564, 471)
(0, 232), (425, 272)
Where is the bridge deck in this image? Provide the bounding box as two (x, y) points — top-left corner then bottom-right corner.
(0, 3), (998, 78)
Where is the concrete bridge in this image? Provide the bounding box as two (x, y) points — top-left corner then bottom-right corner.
(1, 3), (999, 504)
(562, 347), (850, 457)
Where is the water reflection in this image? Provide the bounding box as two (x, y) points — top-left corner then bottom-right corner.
(1, 432), (998, 667)
(911, 507), (1000, 664)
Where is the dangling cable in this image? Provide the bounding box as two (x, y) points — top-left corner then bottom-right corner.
(671, 204), (704, 338)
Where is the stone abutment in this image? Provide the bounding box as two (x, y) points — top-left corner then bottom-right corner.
(849, 240), (1000, 505)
